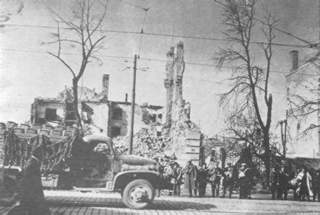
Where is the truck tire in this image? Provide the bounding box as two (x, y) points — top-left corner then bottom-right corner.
(122, 179), (155, 209)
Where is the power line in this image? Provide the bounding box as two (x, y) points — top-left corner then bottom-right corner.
(2, 47), (320, 77)
(2, 23), (309, 49)
(0, 48), (301, 96)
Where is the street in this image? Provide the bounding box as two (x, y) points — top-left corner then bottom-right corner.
(2, 190), (320, 215)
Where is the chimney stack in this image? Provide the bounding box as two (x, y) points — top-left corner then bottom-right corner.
(125, 93), (128, 103)
(290, 50), (299, 71)
(102, 74), (109, 101)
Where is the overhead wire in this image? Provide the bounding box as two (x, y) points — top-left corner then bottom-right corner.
(2, 23), (309, 49)
(2, 47), (320, 77)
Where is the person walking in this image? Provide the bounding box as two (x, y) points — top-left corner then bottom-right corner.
(184, 160), (198, 197)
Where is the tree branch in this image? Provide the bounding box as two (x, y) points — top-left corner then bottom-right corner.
(48, 52), (76, 77)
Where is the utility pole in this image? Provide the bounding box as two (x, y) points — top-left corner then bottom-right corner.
(318, 77), (320, 154)
(129, 54), (138, 154)
(280, 118), (287, 158)
(284, 111), (288, 157)
(318, 0), (320, 154)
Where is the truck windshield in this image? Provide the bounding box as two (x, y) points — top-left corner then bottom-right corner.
(93, 142), (111, 155)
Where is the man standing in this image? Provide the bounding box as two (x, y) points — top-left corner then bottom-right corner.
(197, 164), (208, 197)
(238, 163), (250, 199)
(223, 163), (234, 198)
(184, 160), (198, 197)
(208, 159), (220, 197)
(172, 162), (183, 196)
(271, 167), (280, 200)
(278, 166), (289, 200)
(14, 146), (51, 215)
(163, 161), (175, 196)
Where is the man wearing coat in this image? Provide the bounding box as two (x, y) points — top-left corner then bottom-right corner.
(16, 146), (51, 215)
(238, 163), (250, 199)
(184, 160), (198, 197)
(278, 166), (289, 200)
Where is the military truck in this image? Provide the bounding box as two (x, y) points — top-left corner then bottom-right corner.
(1, 130), (163, 209)
(67, 134), (161, 209)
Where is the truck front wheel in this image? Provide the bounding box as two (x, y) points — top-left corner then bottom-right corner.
(122, 179), (155, 209)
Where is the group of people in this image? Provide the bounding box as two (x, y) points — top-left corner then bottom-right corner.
(271, 166), (320, 201)
(183, 160), (238, 198)
(160, 156), (320, 201)
(159, 157), (254, 199)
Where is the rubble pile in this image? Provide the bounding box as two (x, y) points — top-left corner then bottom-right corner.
(113, 127), (171, 158)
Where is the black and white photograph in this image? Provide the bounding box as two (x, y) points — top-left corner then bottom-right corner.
(1, 0), (320, 214)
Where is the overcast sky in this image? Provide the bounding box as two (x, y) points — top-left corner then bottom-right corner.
(0, 0), (319, 136)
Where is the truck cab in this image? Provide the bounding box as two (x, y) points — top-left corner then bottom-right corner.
(67, 134), (161, 209)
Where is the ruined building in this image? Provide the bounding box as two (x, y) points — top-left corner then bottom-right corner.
(164, 42), (192, 133)
(286, 50), (320, 158)
(163, 42), (202, 165)
(30, 74), (163, 138)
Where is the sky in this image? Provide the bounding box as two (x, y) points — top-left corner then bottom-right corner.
(0, 0), (319, 137)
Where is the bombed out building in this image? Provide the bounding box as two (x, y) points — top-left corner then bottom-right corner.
(30, 74), (163, 138)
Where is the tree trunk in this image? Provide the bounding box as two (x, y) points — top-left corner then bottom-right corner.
(72, 78), (82, 129)
(263, 131), (271, 188)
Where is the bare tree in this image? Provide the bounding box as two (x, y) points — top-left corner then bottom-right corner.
(287, 66), (320, 133)
(226, 109), (280, 162)
(216, 0), (278, 185)
(47, 0), (108, 128)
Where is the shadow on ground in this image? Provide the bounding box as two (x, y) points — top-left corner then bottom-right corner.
(47, 197), (216, 211)
(51, 207), (139, 215)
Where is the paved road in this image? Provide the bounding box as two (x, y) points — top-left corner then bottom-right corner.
(2, 190), (320, 214)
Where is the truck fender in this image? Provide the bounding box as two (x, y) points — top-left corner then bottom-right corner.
(112, 170), (161, 191)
